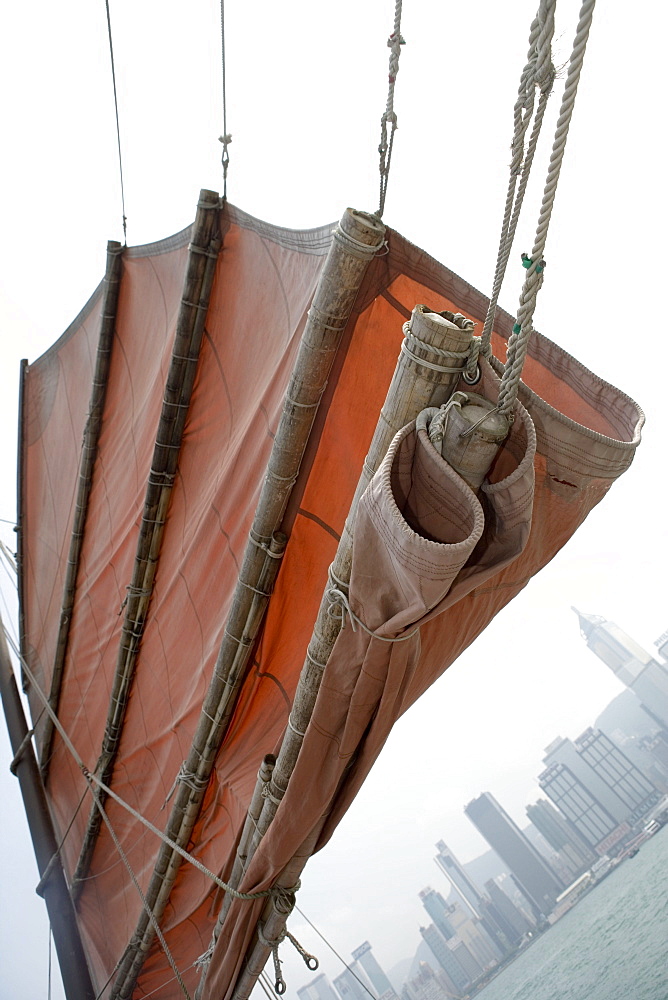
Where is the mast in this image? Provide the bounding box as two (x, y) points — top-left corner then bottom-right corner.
(0, 621), (95, 1000)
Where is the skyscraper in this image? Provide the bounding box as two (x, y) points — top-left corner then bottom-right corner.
(419, 925), (470, 995)
(419, 887), (456, 940)
(434, 841), (487, 919)
(351, 942), (397, 1000)
(526, 798), (596, 876)
(573, 609), (668, 727)
(464, 793), (562, 915)
(540, 729), (660, 853)
(483, 879), (532, 946)
(334, 965), (371, 1000)
(299, 974), (341, 1000)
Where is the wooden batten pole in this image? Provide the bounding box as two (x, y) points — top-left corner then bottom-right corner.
(39, 241), (124, 779)
(71, 189), (221, 893)
(111, 209), (386, 1000)
(205, 306), (477, 1000)
(0, 621), (96, 1000)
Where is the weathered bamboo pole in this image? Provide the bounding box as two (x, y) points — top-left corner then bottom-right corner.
(111, 209), (386, 1000)
(71, 189), (221, 892)
(204, 306), (477, 1000)
(421, 391), (510, 493)
(40, 241), (124, 778)
(0, 620), (96, 1000)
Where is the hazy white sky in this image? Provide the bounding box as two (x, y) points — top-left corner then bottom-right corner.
(1, 0), (665, 998)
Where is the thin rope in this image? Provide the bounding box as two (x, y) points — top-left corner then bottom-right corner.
(2, 625), (297, 907)
(104, 0), (127, 243)
(327, 588), (419, 643)
(377, 0), (405, 217)
(219, 0), (231, 197)
(481, 0), (556, 356)
(90, 786), (192, 999)
(47, 926), (52, 1000)
(498, 0), (597, 418)
(295, 906), (377, 1000)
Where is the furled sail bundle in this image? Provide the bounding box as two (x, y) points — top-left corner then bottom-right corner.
(13, 194), (642, 1000)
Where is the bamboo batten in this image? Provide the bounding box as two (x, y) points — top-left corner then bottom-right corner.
(208, 306), (477, 1000)
(423, 391), (510, 492)
(111, 208), (386, 1000)
(72, 189), (221, 892)
(0, 621), (95, 1000)
(233, 389), (512, 1000)
(39, 240), (124, 778)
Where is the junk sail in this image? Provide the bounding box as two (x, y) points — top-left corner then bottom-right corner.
(14, 197), (642, 999)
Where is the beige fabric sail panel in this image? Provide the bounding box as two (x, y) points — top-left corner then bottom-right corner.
(18, 206), (642, 998)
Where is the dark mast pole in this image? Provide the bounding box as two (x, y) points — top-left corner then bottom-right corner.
(0, 622), (95, 1000)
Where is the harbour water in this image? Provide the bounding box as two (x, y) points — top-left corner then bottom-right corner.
(476, 827), (668, 1000)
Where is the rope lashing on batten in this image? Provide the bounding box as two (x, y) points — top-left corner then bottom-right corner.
(497, 0), (597, 420)
(402, 315), (481, 383)
(480, 0), (556, 357)
(1, 625), (302, 908)
(377, 0), (406, 217)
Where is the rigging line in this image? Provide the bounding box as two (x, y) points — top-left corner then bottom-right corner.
(48, 925), (52, 1000)
(0, 516), (17, 526)
(87, 783), (192, 999)
(104, 0), (128, 243)
(258, 972), (277, 1000)
(2, 626), (289, 905)
(294, 907), (377, 1000)
(219, 0), (231, 198)
(376, 0), (405, 218)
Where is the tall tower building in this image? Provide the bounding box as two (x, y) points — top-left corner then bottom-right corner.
(434, 841), (487, 919)
(419, 925), (470, 995)
(540, 730), (660, 853)
(526, 798), (596, 875)
(573, 609), (668, 727)
(419, 887), (456, 940)
(483, 880), (532, 946)
(351, 942), (397, 1000)
(334, 965), (371, 1000)
(299, 974), (341, 1000)
(464, 793), (562, 915)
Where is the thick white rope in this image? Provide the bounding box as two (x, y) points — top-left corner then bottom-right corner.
(377, 0), (405, 217)
(498, 0), (597, 418)
(480, 0), (556, 356)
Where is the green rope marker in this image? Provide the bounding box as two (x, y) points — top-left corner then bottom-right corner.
(512, 322), (522, 334)
(521, 253), (545, 273)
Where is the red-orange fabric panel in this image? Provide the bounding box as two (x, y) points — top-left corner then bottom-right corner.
(19, 206), (642, 998)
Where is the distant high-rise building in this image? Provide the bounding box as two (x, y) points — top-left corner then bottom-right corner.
(401, 962), (457, 1000)
(419, 925), (470, 994)
(484, 879), (532, 944)
(299, 974), (341, 1000)
(351, 942), (397, 1000)
(434, 842), (487, 919)
(419, 887), (456, 940)
(464, 793), (562, 915)
(526, 798), (596, 876)
(573, 610), (668, 727)
(540, 729), (660, 853)
(431, 846), (508, 955)
(334, 965), (371, 1000)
